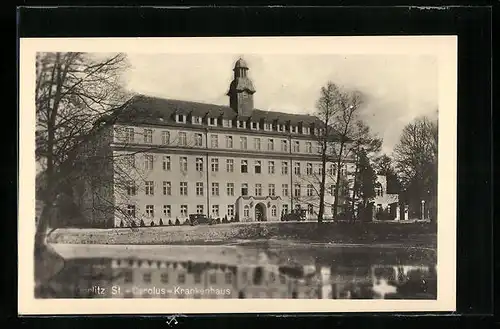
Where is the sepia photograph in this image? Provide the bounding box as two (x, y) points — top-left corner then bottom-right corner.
(19, 37), (457, 314)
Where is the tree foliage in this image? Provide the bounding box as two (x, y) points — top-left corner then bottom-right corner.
(394, 116), (438, 220)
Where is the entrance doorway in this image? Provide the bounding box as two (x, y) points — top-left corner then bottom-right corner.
(255, 203), (267, 222)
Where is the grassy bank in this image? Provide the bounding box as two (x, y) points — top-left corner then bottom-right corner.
(47, 221), (437, 247)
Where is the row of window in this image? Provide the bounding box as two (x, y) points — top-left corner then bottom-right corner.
(172, 113), (318, 136)
(124, 270), (233, 285)
(126, 203), (282, 218)
(120, 127), (321, 153)
(127, 181), (339, 198)
(129, 154), (345, 176)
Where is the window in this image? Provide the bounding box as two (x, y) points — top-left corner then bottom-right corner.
(196, 157), (204, 171)
(271, 205), (277, 217)
(209, 273), (217, 284)
(303, 127), (310, 135)
(254, 161), (261, 174)
(226, 136), (233, 148)
(240, 137), (247, 149)
(179, 132), (187, 146)
(268, 161), (275, 174)
(143, 273), (152, 283)
(178, 273), (186, 284)
(146, 205), (154, 217)
(180, 182), (188, 196)
(126, 205), (136, 217)
(264, 123), (271, 131)
(225, 272), (232, 284)
(241, 160), (248, 173)
(125, 154), (135, 168)
(195, 133), (203, 147)
(282, 162), (289, 175)
(176, 114), (186, 123)
(329, 164), (336, 176)
(255, 184), (262, 196)
(144, 154), (154, 170)
(227, 205), (234, 216)
(161, 131), (170, 145)
(212, 205), (220, 217)
(126, 181), (136, 196)
(211, 158), (219, 172)
(211, 135), (219, 148)
(212, 182), (219, 196)
(163, 181), (171, 195)
(196, 205), (204, 214)
(124, 127), (134, 143)
(144, 129), (153, 143)
(254, 138), (261, 150)
(145, 181), (154, 195)
(294, 184), (301, 197)
(329, 184), (335, 196)
(223, 119), (232, 128)
(282, 204), (289, 214)
(163, 205), (171, 217)
(192, 116), (202, 125)
(307, 184), (314, 197)
(251, 121), (259, 130)
(306, 142), (312, 153)
(162, 156), (171, 171)
(243, 205), (250, 217)
(180, 205), (188, 217)
(226, 159), (234, 172)
(269, 184), (275, 196)
(317, 144), (322, 154)
(281, 140), (288, 152)
(180, 157), (188, 172)
(161, 273), (169, 284)
(282, 184), (289, 197)
(209, 117), (217, 126)
(238, 120), (246, 129)
(308, 204), (314, 215)
(194, 273), (202, 284)
(306, 163), (313, 175)
(268, 139), (274, 151)
(316, 164), (323, 175)
(294, 162), (301, 175)
(293, 141), (300, 152)
(241, 183), (248, 196)
(196, 182), (204, 196)
(226, 183), (234, 196)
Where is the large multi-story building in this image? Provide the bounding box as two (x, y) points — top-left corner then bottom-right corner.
(75, 58), (355, 228)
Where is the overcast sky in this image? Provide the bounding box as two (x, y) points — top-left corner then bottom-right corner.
(123, 53), (438, 154)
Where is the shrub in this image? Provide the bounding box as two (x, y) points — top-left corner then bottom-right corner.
(222, 217), (228, 224)
(140, 219), (145, 227)
(216, 218), (221, 224)
(150, 221), (155, 226)
(225, 215), (229, 222)
(175, 218), (180, 226)
(183, 219), (190, 226)
(168, 219), (173, 226)
(120, 220), (124, 228)
(231, 216), (235, 223)
(131, 221), (136, 228)
(234, 213), (240, 222)
(159, 218), (164, 226)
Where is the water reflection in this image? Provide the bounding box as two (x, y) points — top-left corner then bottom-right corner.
(36, 243), (437, 299)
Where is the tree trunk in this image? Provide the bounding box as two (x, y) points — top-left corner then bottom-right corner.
(332, 142), (345, 217)
(317, 144), (327, 223)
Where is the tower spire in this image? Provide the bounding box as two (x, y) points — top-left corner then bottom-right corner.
(227, 57), (255, 115)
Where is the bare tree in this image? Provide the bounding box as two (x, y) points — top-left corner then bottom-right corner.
(35, 52), (131, 250)
(393, 115), (438, 220)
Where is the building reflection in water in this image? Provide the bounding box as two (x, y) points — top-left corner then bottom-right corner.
(39, 254), (437, 300)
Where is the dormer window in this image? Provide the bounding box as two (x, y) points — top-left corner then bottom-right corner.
(208, 117), (217, 126)
(238, 120), (246, 129)
(223, 119), (233, 128)
(303, 127), (310, 135)
(263, 123), (271, 131)
(192, 116), (202, 125)
(277, 124), (283, 132)
(290, 126), (297, 134)
(176, 114), (186, 123)
(250, 122), (259, 130)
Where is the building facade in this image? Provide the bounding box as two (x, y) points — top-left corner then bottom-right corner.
(75, 58), (355, 228)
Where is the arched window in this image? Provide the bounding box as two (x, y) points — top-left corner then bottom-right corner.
(244, 205), (250, 217)
(271, 205), (277, 217)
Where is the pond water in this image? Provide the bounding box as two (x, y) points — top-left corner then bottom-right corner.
(36, 241), (437, 299)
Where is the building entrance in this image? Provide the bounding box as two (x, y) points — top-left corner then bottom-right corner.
(255, 203), (267, 222)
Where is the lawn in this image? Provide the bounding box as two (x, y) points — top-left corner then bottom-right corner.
(47, 221), (437, 248)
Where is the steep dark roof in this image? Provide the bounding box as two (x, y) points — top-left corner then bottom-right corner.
(112, 95), (323, 127)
